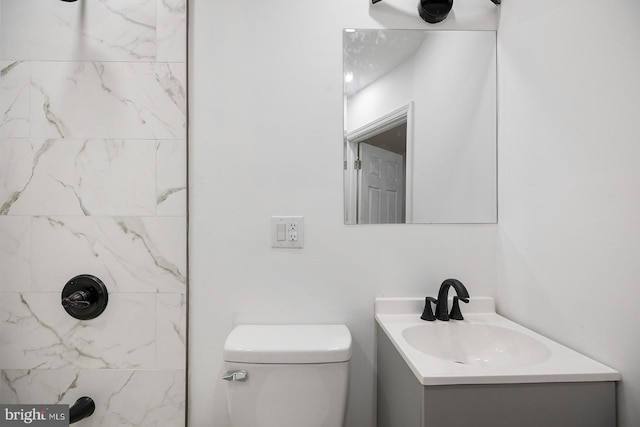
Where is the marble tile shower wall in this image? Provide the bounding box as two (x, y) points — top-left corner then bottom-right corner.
(0, 0), (187, 425)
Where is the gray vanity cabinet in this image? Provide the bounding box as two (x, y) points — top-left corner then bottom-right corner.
(376, 325), (616, 427)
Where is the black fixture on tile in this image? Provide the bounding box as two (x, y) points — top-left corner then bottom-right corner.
(69, 397), (95, 424)
(61, 274), (108, 320)
(434, 278), (469, 321)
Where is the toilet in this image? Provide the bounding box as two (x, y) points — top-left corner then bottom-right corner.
(223, 324), (352, 427)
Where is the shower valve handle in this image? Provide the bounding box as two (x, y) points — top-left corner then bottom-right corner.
(61, 275), (109, 320)
(61, 290), (92, 308)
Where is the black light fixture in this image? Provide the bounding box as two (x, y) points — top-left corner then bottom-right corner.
(372, 0), (500, 24)
(418, 0), (454, 23)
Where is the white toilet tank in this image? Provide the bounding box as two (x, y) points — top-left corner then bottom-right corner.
(223, 324), (352, 427)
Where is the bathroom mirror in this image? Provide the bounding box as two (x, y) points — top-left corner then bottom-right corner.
(343, 29), (497, 224)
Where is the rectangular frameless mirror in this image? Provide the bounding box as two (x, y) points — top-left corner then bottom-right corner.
(343, 29), (497, 224)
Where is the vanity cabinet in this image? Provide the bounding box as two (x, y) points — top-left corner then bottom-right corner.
(376, 325), (616, 427)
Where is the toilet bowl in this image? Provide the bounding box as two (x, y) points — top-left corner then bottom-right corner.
(223, 324), (352, 427)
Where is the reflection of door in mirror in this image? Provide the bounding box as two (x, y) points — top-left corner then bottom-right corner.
(344, 103), (413, 225)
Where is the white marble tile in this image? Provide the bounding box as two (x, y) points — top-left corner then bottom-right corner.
(0, 0), (156, 61)
(2, 369), (186, 426)
(156, 294), (186, 370)
(0, 61), (29, 137)
(157, 0), (187, 62)
(0, 293), (155, 370)
(96, 370), (185, 427)
(0, 216), (31, 292)
(31, 216), (187, 293)
(157, 140), (187, 216)
(1, 370), (29, 403)
(0, 138), (40, 215)
(30, 62), (186, 139)
(0, 139), (156, 216)
(1, 0), (187, 419)
(2, 369), (83, 405)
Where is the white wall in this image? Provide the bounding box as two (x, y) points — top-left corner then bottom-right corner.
(189, 0), (499, 426)
(497, 0), (640, 426)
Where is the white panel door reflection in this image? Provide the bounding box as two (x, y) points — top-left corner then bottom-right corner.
(359, 142), (405, 224)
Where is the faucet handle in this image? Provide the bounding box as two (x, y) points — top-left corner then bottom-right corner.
(449, 296), (469, 320)
(61, 290), (92, 308)
(420, 297), (438, 321)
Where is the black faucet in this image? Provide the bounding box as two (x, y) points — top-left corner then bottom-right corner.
(434, 278), (469, 321)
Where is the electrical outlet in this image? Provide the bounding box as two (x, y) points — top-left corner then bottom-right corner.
(271, 216), (304, 249)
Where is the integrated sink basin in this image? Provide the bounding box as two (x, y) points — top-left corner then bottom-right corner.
(375, 297), (620, 386)
(402, 323), (551, 368)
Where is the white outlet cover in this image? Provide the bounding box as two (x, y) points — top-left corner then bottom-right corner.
(271, 216), (304, 249)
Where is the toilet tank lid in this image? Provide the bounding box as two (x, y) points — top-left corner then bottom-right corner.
(223, 324), (352, 364)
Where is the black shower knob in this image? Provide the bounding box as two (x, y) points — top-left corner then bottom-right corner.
(61, 275), (109, 320)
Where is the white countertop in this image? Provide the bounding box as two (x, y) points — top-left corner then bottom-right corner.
(375, 297), (621, 386)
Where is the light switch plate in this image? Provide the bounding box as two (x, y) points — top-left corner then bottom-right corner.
(271, 216), (304, 249)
